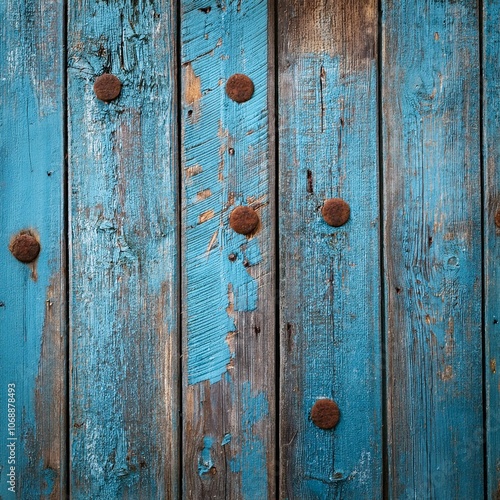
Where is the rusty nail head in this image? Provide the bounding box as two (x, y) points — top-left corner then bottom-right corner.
(322, 198), (350, 227)
(311, 399), (340, 430)
(228, 253), (237, 261)
(9, 231), (40, 263)
(495, 209), (500, 228)
(226, 74), (254, 103)
(229, 206), (259, 235)
(94, 74), (122, 102)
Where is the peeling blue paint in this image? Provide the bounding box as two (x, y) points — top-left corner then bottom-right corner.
(483, 3), (500, 498)
(182, 0), (268, 385)
(221, 433), (231, 446)
(198, 436), (214, 476)
(230, 383), (269, 498)
(0, 0), (65, 496)
(69, 0), (179, 498)
(279, 34), (383, 496)
(382, 1), (483, 497)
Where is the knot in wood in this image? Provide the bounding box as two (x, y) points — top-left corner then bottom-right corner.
(9, 232), (40, 263)
(229, 206), (259, 235)
(94, 74), (122, 102)
(311, 399), (340, 430)
(225, 74), (254, 103)
(321, 198), (350, 227)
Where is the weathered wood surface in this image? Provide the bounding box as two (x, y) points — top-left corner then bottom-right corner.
(278, 1), (382, 498)
(0, 0), (67, 497)
(2, 1), (499, 497)
(180, 1), (275, 498)
(382, 0), (484, 497)
(68, 0), (179, 498)
(483, 2), (500, 498)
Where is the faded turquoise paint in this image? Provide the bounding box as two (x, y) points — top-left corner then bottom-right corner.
(198, 436), (215, 476)
(181, 1), (274, 497)
(0, 0), (66, 498)
(4, 2), (497, 497)
(69, 0), (179, 498)
(382, 0), (484, 497)
(483, 1), (500, 498)
(278, 4), (383, 494)
(182, 0), (268, 385)
(229, 382), (269, 499)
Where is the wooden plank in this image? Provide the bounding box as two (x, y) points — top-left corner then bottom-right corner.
(180, 1), (275, 498)
(278, 1), (382, 498)
(382, 1), (483, 497)
(0, 0), (66, 497)
(68, 1), (179, 497)
(483, 1), (500, 498)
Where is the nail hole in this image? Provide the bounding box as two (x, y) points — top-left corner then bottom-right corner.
(187, 109), (193, 117)
(228, 147), (235, 155)
(228, 253), (237, 262)
(306, 170), (313, 193)
(243, 259), (250, 268)
(199, 6), (211, 13)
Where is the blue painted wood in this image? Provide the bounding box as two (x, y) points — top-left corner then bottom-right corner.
(382, 1), (483, 497)
(0, 0), (66, 497)
(278, 2), (383, 498)
(180, 1), (275, 497)
(2, 2), (492, 496)
(68, 1), (179, 498)
(483, 1), (500, 498)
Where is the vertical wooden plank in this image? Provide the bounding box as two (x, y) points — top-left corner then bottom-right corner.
(0, 0), (66, 497)
(68, 1), (178, 497)
(181, 1), (275, 498)
(483, 1), (500, 498)
(279, 1), (382, 498)
(382, 1), (483, 497)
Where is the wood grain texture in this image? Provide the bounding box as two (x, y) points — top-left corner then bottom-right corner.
(0, 0), (67, 497)
(382, 0), (484, 497)
(278, 1), (382, 498)
(181, 1), (275, 498)
(68, 1), (179, 498)
(483, 1), (500, 498)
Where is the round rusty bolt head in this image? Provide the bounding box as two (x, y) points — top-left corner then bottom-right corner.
(94, 73), (122, 102)
(226, 74), (254, 103)
(495, 209), (500, 228)
(9, 232), (40, 263)
(311, 399), (340, 430)
(322, 198), (350, 227)
(229, 206), (259, 235)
